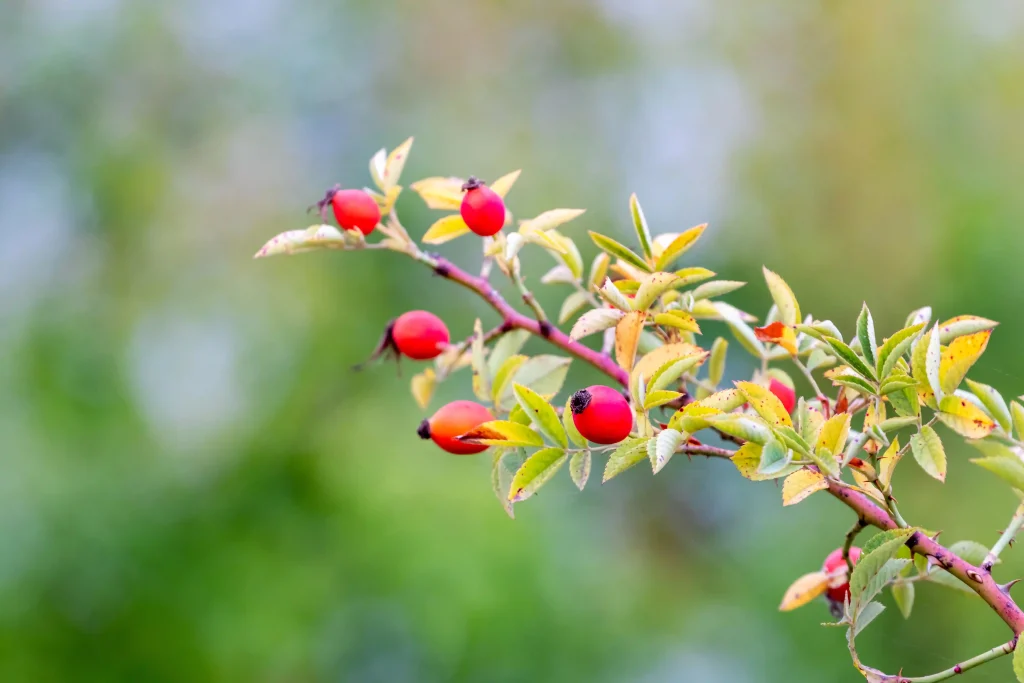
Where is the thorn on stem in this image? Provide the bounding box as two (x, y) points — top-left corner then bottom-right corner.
(966, 569), (984, 583)
(538, 321), (553, 338)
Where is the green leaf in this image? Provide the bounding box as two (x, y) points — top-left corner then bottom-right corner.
(588, 252), (610, 290)
(805, 347), (832, 372)
(972, 455), (1024, 491)
(763, 267), (801, 326)
(633, 272), (681, 311)
(877, 416), (918, 433)
(505, 355), (572, 402)
(598, 277), (635, 311)
(521, 208), (586, 233)
(797, 320), (844, 343)
(910, 425), (946, 482)
(1013, 632), (1024, 682)
(513, 383), (568, 449)
(589, 231), (651, 272)
(652, 429), (683, 474)
(492, 355), (528, 410)
(647, 352), (707, 394)
(713, 302), (766, 358)
(569, 451), (591, 490)
(541, 264), (577, 286)
(854, 601), (886, 637)
(966, 379), (1012, 433)
(603, 438), (649, 482)
(856, 303), (878, 368)
(1013, 401), (1024, 440)
(862, 528), (916, 557)
(822, 336), (876, 382)
(654, 224), (706, 272)
(831, 374), (878, 396)
(757, 439), (790, 476)
(706, 414), (774, 445)
(491, 451), (515, 519)
(876, 323), (926, 379)
(880, 374), (918, 395)
(471, 319), (491, 400)
(691, 280), (746, 302)
(948, 540), (991, 567)
(459, 420), (544, 447)
(925, 322), (944, 402)
(850, 527), (915, 605)
(672, 266), (716, 288)
(569, 307), (626, 340)
(508, 447), (568, 502)
(643, 390), (683, 410)
(629, 193), (654, 260)
(558, 291), (592, 325)
(775, 426), (811, 456)
(891, 582), (914, 619)
(937, 314), (999, 344)
(708, 338), (727, 387)
(488, 329), (531, 376)
(563, 397), (587, 448)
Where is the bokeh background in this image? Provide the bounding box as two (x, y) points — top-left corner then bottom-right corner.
(3, 1), (1024, 681)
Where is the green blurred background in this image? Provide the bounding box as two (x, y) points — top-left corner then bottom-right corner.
(3, 1), (1024, 681)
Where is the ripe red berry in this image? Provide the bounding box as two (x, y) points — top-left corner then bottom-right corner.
(418, 400), (494, 455)
(769, 377), (796, 414)
(324, 188), (381, 235)
(460, 177), (506, 237)
(570, 385), (633, 445)
(391, 311), (450, 360)
(823, 546), (863, 603)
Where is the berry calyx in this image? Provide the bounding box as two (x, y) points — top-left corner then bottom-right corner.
(391, 310), (450, 360)
(570, 385), (633, 445)
(769, 377), (797, 414)
(316, 187), (381, 235)
(460, 177), (506, 237)
(418, 400), (494, 455)
(823, 546), (863, 603)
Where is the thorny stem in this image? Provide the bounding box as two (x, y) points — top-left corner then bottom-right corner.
(399, 238), (1024, 679)
(984, 502), (1024, 572)
(871, 637), (1017, 683)
(408, 249), (628, 385)
(844, 518), (868, 573)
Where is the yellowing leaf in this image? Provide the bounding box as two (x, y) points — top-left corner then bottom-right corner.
(877, 437), (903, 491)
(937, 314), (998, 344)
(673, 266), (716, 288)
(735, 381), (793, 428)
(422, 214), (471, 244)
(490, 169), (521, 198)
(603, 438), (649, 482)
(936, 396), (996, 439)
(569, 308), (626, 340)
(652, 429), (683, 474)
(589, 231), (651, 272)
(598, 277), (634, 311)
(653, 310), (701, 334)
(254, 224), (347, 258)
(508, 447), (567, 502)
(779, 571), (830, 611)
(643, 390), (683, 410)
(782, 469), (827, 506)
(817, 413), (852, 455)
(910, 425), (946, 482)
(705, 414), (773, 445)
(696, 388), (746, 412)
(558, 291), (591, 325)
(615, 311), (647, 372)
(654, 224), (707, 272)
(569, 451), (591, 490)
(410, 369), (436, 410)
(381, 136), (414, 189)
(410, 176), (464, 210)
(459, 421), (543, 447)
(763, 266), (801, 326)
(513, 383), (568, 449)
(939, 330), (991, 395)
(520, 208), (585, 234)
(646, 351), (708, 394)
(753, 321), (798, 355)
(491, 355), (528, 410)
(633, 272), (680, 311)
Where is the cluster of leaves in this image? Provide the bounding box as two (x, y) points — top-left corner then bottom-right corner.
(256, 138), (1024, 681)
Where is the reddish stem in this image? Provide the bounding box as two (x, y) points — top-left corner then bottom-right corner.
(427, 254), (629, 385)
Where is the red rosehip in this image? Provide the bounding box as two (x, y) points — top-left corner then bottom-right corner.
(823, 546), (863, 603)
(418, 400), (494, 455)
(324, 188), (381, 235)
(391, 310), (450, 360)
(570, 385), (633, 445)
(460, 177), (506, 237)
(769, 377), (796, 414)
